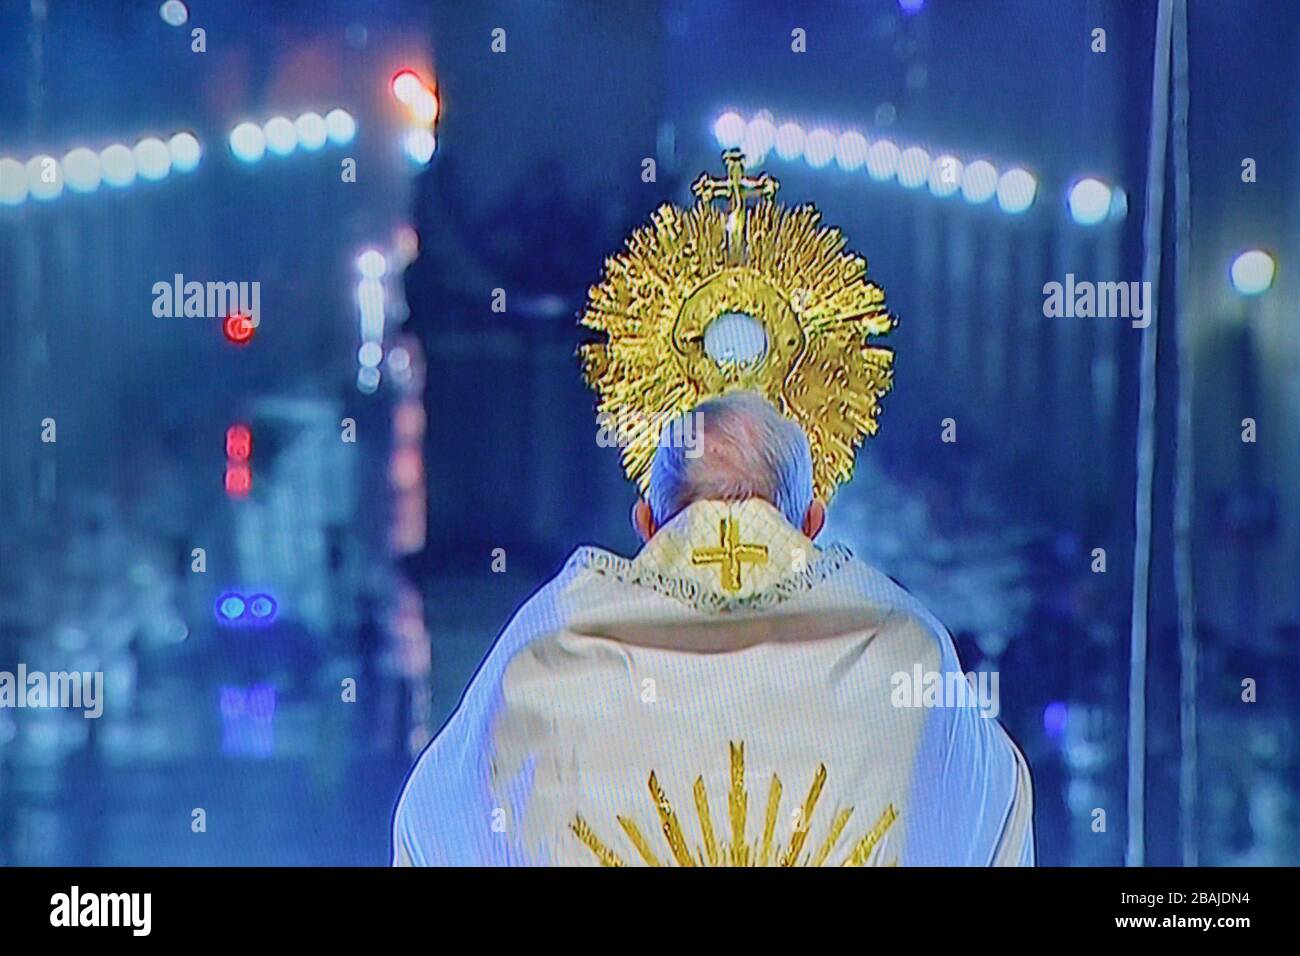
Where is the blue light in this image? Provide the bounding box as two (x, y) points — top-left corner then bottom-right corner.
(217, 593), (247, 621)
(1043, 701), (1068, 739)
(1068, 177), (1111, 226)
(229, 122), (266, 163)
(248, 594), (278, 620)
(899, 0), (925, 13)
(325, 109), (356, 146)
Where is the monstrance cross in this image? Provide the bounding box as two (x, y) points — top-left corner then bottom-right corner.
(691, 516), (769, 593)
(691, 148), (779, 256)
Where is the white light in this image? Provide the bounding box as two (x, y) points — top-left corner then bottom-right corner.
(357, 249), (387, 278)
(326, 109), (356, 145)
(402, 128), (436, 164)
(295, 113), (328, 151)
(357, 366), (381, 393)
(409, 87), (438, 125)
(229, 122), (266, 163)
(0, 157), (27, 205)
(747, 116), (776, 152)
(25, 155), (62, 200)
(100, 144), (135, 187)
(928, 155), (963, 197)
(1068, 177), (1111, 225)
(357, 277), (385, 313)
(866, 140), (900, 181)
(1229, 249), (1276, 296)
(713, 112), (746, 149)
(741, 116), (776, 164)
(263, 116), (297, 157)
(897, 146), (930, 189)
(996, 167), (1037, 213)
(168, 131), (201, 172)
(387, 347), (411, 373)
(834, 131), (869, 171)
(133, 137), (171, 181)
(357, 278), (386, 340)
(159, 1), (188, 27)
(393, 72), (423, 104)
(960, 160), (998, 204)
(803, 129), (836, 169)
(358, 342), (384, 368)
(62, 147), (102, 193)
(774, 122), (804, 160)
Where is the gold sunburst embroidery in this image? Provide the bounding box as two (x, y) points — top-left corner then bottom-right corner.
(570, 741), (899, 867)
(579, 149), (896, 503)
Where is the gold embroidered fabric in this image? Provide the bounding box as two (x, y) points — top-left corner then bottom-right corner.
(570, 742), (899, 867)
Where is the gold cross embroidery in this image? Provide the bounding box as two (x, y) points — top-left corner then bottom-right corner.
(691, 516), (768, 593)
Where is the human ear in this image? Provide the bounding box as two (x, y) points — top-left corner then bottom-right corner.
(633, 499), (657, 542)
(802, 499), (826, 540)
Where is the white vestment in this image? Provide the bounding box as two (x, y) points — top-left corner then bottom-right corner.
(393, 498), (1034, 866)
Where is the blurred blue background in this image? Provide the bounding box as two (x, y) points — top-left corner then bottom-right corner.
(0, 0), (1296, 866)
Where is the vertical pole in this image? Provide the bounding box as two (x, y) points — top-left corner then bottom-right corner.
(1169, 0), (1198, 868)
(1127, 0), (1174, 869)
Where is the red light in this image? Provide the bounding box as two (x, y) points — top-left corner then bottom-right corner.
(224, 312), (256, 346)
(224, 463), (252, 497)
(225, 424), (252, 461)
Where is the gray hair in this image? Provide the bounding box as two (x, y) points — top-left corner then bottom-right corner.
(647, 391), (814, 527)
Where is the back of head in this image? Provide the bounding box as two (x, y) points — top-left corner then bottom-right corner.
(647, 391), (813, 527)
